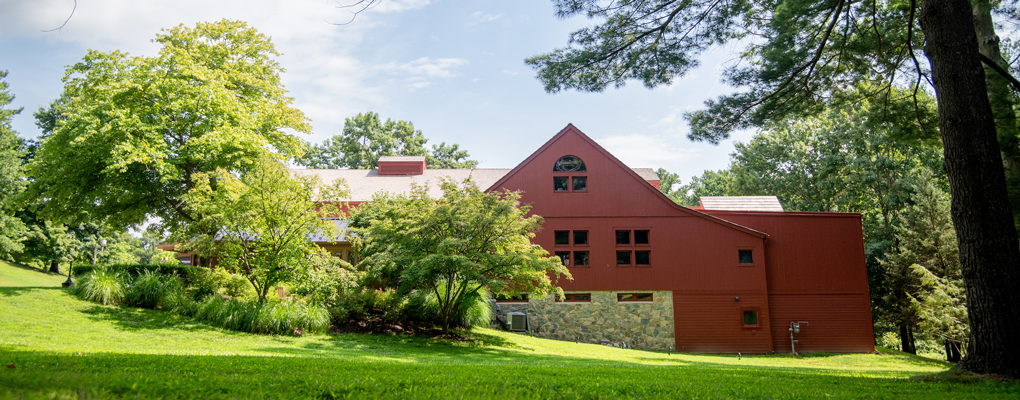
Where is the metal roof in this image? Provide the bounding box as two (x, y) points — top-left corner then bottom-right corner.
(699, 196), (785, 212)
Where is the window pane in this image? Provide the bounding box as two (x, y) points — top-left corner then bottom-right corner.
(555, 251), (571, 266)
(572, 176), (587, 191)
(744, 310), (759, 325)
(617, 293), (634, 301)
(616, 230), (630, 245)
(635, 250), (650, 265)
(554, 155), (586, 172)
(555, 230), (570, 245)
(574, 251), (589, 266)
(616, 251), (631, 265)
(634, 230), (649, 245)
(739, 249), (754, 264)
(574, 294), (590, 301)
(573, 230), (588, 245)
(636, 293), (653, 301)
(554, 176), (569, 191)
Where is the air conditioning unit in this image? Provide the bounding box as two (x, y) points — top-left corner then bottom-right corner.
(507, 312), (528, 332)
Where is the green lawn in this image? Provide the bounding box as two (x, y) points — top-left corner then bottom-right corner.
(1, 261), (1016, 399)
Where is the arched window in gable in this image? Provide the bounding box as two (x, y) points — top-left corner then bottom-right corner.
(553, 155), (587, 192)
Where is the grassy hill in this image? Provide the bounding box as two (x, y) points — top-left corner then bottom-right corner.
(1, 260), (1016, 399)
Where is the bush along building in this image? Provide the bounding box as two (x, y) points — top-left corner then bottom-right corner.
(295, 124), (875, 354)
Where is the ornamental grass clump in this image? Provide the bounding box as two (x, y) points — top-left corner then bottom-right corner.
(125, 271), (185, 309)
(71, 269), (127, 305)
(195, 296), (328, 335)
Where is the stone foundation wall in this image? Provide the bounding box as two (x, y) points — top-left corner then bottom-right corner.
(525, 291), (675, 351)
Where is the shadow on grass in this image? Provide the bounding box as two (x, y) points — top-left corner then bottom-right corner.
(0, 286), (63, 297)
(77, 303), (222, 334)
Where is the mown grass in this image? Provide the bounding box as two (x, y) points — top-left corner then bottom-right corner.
(1, 261), (1017, 399)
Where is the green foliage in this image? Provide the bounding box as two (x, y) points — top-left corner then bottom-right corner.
(12, 218), (78, 270)
(0, 70), (26, 259)
(71, 269), (128, 305)
(180, 156), (346, 301)
(353, 179), (569, 331)
(28, 19), (310, 232)
(882, 169), (968, 356)
(195, 296), (328, 335)
(125, 271), (186, 310)
(657, 168), (734, 207)
(528, 1), (929, 143)
(290, 255), (359, 307)
(295, 111), (479, 169)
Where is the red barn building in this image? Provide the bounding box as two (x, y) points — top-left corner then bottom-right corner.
(298, 124), (875, 353)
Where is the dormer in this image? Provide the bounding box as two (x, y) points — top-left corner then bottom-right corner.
(377, 156), (426, 175)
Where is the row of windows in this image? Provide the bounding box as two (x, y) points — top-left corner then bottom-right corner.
(494, 293), (653, 303)
(554, 230), (651, 246)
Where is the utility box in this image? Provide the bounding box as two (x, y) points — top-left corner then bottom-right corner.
(507, 312), (528, 331)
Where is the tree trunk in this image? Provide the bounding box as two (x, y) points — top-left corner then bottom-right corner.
(920, 0), (1020, 378)
(899, 324), (917, 354)
(973, 0), (1020, 230)
(48, 260), (59, 274)
(946, 340), (963, 363)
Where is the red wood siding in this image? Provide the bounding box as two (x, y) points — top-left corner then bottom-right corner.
(768, 294), (875, 353)
(673, 292), (773, 353)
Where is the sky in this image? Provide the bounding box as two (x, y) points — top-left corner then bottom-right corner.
(0, 0), (756, 182)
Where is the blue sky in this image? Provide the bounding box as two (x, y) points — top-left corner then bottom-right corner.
(0, 0), (755, 182)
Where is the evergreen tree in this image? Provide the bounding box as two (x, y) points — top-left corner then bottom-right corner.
(0, 70), (26, 260)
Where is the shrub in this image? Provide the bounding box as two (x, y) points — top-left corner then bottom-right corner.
(125, 271), (185, 309)
(195, 297), (328, 335)
(291, 260), (359, 307)
(329, 288), (404, 325)
(211, 268), (254, 299)
(72, 269), (127, 305)
(399, 285), (491, 329)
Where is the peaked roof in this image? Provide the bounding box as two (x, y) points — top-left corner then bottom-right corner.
(486, 124), (767, 239)
(700, 196), (785, 212)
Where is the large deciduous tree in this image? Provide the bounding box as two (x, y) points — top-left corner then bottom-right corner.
(529, 0), (1020, 376)
(296, 112), (478, 169)
(181, 156), (346, 302)
(351, 180), (569, 331)
(0, 70), (26, 260)
(28, 19), (309, 233)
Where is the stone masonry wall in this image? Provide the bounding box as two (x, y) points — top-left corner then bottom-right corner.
(526, 291), (675, 351)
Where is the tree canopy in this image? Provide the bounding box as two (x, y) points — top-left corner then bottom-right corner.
(0, 70), (26, 260)
(295, 112), (478, 169)
(28, 19), (310, 233)
(181, 156), (347, 302)
(351, 180), (569, 331)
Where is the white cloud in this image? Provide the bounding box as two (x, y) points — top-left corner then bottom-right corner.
(467, 11), (502, 25)
(595, 133), (700, 169)
(381, 57), (469, 78)
(501, 70), (518, 76)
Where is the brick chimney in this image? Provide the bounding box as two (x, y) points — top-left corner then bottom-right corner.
(377, 156), (426, 175)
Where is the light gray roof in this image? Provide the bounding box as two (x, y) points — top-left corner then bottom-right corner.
(699, 196), (785, 212)
(310, 219), (351, 242)
(631, 168), (658, 181)
(294, 168), (513, 201)
(295, 167), (665, 202)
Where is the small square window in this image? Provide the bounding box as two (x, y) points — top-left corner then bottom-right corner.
(616, 251), (631, 266)
(635, 250), (650, 265)
(634, 230), (649, 245)
(573, 251), (589, 266)
(555, 230), (570, 245)
(743, 310), (759, 326)
(572, 176), (587, 191)
(739, 249), (754, 264)
(636, 293), (653, 301)
(573, 230), (588, 245)
(554, 176), (569, 191)
(616, 230), (630, 245)
(555, 251), (571, 266)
